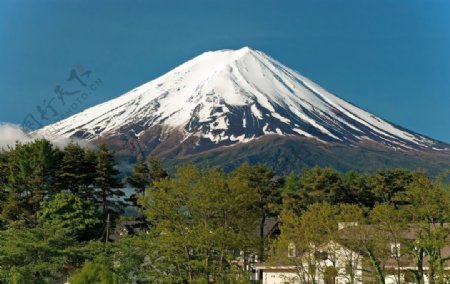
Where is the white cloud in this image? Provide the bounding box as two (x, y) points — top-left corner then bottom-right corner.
(0, 123), (34, 149)
(0, 123), (94, 150)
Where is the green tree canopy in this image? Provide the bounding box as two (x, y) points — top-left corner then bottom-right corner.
(0, 139), (62, 226)
(38, 192), (102, 241)
(56, 143), (97, 199)
(94, 144), (124, 220)
(139, 165), (259, 282)
(0, 223), (74, 283)
(234, 163), (284, 261)
(70, 256), (117, 284)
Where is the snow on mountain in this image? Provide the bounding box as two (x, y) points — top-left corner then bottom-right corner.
(36, 47), (438, 151)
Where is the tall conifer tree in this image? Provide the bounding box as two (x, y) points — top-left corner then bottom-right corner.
(94, 144), (124, 219)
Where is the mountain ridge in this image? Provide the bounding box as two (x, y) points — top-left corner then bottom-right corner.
(36, 47), (445, 149)
(34, 47), (450, 173)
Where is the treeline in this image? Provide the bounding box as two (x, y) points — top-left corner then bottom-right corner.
(0, 139), (448, 283)
(0, 140), (128, 282)
(0, 140), (124, 228)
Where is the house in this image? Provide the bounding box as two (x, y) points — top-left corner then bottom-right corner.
(251, 222), (450, 284)
(253, 240), (363, 284)
(109, 220), (149, 242)
(238, 217), (281, 272)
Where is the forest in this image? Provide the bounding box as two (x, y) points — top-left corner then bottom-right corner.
(0, 139), (449, 283)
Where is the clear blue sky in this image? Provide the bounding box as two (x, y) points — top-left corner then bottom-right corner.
(0, 0), (449, 142)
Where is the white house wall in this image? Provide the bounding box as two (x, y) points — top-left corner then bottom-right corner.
(263, 271), (299, 284)
(260, 241), (364, 284)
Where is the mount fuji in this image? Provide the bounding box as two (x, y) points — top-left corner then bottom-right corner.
(36, 47), (449, 173)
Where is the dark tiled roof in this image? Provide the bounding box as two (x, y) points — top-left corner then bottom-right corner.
(261, 217), (280, 238)
(109, 220), (149, 242)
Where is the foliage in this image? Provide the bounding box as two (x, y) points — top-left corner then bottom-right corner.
(125, 159), (150, 194)
(125, 156), (169, 208)
(94, 144), (125, 219)
(38, 192), (102, 241)
(55, 143), (97, 198)
(70, 256), (117, 284)
(270, 169), (450, 284)
(0, 223), (74, 283)
(148, 156), (169, 184)
(139, 164), (259, 282)
(271, 203), (365, 284)
(368, 168), (415, 205)
(396, 174), (450, 284)
(0, 139), (62, 226)
(0, 139), (448, 283)
(234, 163), (284, 261)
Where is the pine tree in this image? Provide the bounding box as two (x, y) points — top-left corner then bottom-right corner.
(126, 157), (168, 207)
(94, 144), (124, 220)
(0, 151), (9, 226)
(299, 166), (344, 204)
(83, 148), (98, 199)
(342, 170), (375, 207)
(70, 256), (117, 284)
(125, 159), (151, 207)
(56, 143), (89, 196)
(38, 192), (102, 241)
(1, 139), (62, 226)
(235, 163), (283, 261)
(368, 168), (415, 205)
(0, 220), (76, 282)
(148, 156), (168, 184)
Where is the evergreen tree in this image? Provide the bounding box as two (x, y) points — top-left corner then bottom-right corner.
(83, 148), (98, 199)
(126, 157), (168, 208)
(94, 144), (124, 221)
(368, 168), (415, 205)
(126, 159), (150, 194)
(299, 166), (344, 204)
(0, 223), (75, 283)
(140, 165), (258, 282)
(282, 172), (309, 215)
(0, 151), (8, 187)
(70, 256), (117, 284)
(342, 170), (375, 207)
(148, 156), (168, 183)
(125, 159), (151, 208)
(38, 192), (102, 241)
(235, 163), (283, 261)
(1, 139), (62, 226)
(56, 143), (90, 196)
(0, 151), (9, 226)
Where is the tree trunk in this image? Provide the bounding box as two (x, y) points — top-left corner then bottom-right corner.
(102, 188), (108, 217)
(413, 248), (424, 284)
(367, 248), (385, 284)
(259, 212), (266, 262)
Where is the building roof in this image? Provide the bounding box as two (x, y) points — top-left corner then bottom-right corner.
(261, 217), (280, 239)
(109, 220), (149, 242)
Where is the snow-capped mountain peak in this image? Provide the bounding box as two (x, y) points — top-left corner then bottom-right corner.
(36, 47), (438, 151)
